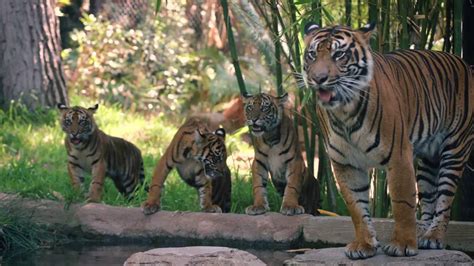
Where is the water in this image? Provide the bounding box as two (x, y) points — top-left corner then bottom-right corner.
(2, 243), (296, 266)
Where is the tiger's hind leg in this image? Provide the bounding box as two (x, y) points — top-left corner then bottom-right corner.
(332, 161), (378, 259)
(418, 141), (472, 249)
(415, 157), (440, 243)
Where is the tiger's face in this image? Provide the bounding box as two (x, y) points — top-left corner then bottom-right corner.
(303, 23), (375, 109)
(57, 104), (98, 145)
(242, 93), (288, 137)
(193, 128), (228, 180)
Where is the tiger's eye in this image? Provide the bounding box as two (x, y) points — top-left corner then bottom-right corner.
(333, 51), (346, 60)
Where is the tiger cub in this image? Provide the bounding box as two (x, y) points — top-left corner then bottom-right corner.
(57, 104), (145, 202)
(242, 92), (321, 216)
(142, 117), (231, 215)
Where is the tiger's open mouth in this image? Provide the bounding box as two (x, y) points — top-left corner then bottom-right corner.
(70, 137), (82, 145)
(317, 89), (336, 104)
(250, 125), (266, 136)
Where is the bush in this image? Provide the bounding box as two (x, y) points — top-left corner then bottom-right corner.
(63, 10), (212, 113)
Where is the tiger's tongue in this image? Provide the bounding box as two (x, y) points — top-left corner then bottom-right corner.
(318, 90), (333, 103)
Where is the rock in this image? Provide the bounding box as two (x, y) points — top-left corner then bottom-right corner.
(124, 246), (265, 266)
(76, 203), (308, 244)
(284, 247), (473, 266)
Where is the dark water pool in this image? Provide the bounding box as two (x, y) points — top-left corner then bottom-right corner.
(1, 243), (295, 266)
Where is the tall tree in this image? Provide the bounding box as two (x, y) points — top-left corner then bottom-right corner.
(0, 0), (68, 109)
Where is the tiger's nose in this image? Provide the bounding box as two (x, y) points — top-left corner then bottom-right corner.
(313, 74), (328, 85)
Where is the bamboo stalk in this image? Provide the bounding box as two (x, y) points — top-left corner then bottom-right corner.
(381, 0), (390, 52)
(368, 0), (379, 51)
(220, 0), (247, 95)
(399, 0), (409, 49)
(443, 0), (452, 53)
(271, 0), (283, 96)
(345, 0), (352, 26)
(453, 0), (462, 55)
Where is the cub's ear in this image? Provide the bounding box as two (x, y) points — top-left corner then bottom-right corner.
(304, 22), (320, 36)
(357, 22), (376, 42)
(88, 103), (99, 113)
(241, 93), (253, 103)
(57, 103), (68, 110)
(277, 92), (289, 105)
(214, 128), (226, 138)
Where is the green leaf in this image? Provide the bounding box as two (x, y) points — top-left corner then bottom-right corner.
(155, 0), (162, 15)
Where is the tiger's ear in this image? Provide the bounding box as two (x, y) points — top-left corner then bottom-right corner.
(357, 22), (376, 42)
(241, 93), (252, 103)
(277, 92), (289, 105)
(57, 103), (68, 111)
(304, 22), (320, 36)
(214, 128), (226, 139)
(88, 104), (99, 114)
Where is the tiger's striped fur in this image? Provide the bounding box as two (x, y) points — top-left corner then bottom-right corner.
(57, 104), (145, 202)
(303, 23), (473, 259)
(242, 93), (321, 216)
(142, 117), (231, 215)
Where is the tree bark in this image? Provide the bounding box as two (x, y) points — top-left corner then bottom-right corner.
(0, 0), (68, 109)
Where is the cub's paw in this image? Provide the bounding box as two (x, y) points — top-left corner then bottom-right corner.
(85, 197), (100, 203)
(203, 205), (222, 213)
(345, 240), (378, 260)
(141, 202), (160, 215)
(418, 235), (445, 249)
(245, 205), (269, 215)
(383, 240), (418, 257)
(280, 204), (305, 216)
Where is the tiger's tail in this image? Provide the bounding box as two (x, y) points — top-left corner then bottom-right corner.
(299, 171), (322, 216)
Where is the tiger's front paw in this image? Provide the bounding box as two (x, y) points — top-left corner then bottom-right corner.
(280, 203), (305, 216)
(345, 240), (378, 260)
(203, 205), (222, 213)
(86, 196), (100, 203)
(141, 201), (160, 215)
(418, 231), (445, 249)
(383, 239), (418, 257)
(245, 205), (269, 215)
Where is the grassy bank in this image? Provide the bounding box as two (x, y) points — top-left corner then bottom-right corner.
(0, 99), (282, 213)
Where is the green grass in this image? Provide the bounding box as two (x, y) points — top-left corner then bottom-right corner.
(0, 99), (282, 214)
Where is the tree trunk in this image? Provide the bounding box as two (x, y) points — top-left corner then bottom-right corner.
(0, 0), (68, 110)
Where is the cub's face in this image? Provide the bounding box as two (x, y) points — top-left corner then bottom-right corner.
(242, 93), (288, 137)
(193, 128), (228, 180)
(303, 23), (375, 109)
(57, 104), (98, 145)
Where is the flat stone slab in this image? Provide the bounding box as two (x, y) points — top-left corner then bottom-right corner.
(76, 203), (308, 244)
(284, 247), (473, 265)
(124, 246), (265, 266)
(1, 193), (474, 253)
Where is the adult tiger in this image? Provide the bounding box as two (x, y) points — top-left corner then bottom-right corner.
(142, 117), (231, 215)
(57, 104), (145, 202)
(242, 92), (321, 216)
(303, 22), (473, 259)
